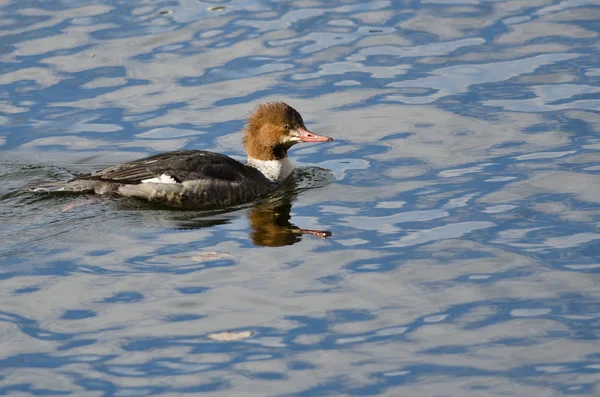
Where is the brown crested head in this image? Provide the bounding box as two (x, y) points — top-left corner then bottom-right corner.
(243, 102), (333, 161)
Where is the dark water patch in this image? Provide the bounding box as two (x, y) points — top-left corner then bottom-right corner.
(100, 292), (144, 304)
(163, 314), (205, 322)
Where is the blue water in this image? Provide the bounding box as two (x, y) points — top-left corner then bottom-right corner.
(1, 0), (600, 395)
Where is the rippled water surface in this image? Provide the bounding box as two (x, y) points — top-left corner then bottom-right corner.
(2, 0), (600, 395)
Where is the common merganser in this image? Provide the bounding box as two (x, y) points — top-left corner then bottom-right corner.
(28, 102), (333, 209)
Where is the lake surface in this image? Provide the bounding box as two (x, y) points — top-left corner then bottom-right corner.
(2, 0), (600, 395)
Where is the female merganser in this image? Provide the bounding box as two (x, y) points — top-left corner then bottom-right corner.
(28, 102), (333, 209)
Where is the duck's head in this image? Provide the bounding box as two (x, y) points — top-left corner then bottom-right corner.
(243, 102), (333, 161)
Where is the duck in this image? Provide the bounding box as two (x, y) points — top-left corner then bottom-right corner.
(28, 102), (333, 209)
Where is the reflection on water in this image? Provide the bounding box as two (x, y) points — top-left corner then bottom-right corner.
(117, 167), (334, 247)
(248, 197), (331, 247)
(1, 0), (600, 395)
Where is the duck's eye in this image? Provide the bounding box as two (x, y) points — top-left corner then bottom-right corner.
(283, 124), (290, 130)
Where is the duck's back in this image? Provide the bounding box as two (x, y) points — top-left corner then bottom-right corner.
(76, 150), (262, 183)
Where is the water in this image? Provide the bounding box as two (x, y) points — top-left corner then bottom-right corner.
(1, 0), (600, 395)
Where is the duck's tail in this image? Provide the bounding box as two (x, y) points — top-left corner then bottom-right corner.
(24, 180), (78, 193)
(24, 179), (119, 195)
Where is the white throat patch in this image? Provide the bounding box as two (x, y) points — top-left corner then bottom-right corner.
(247, 157), (294, 182)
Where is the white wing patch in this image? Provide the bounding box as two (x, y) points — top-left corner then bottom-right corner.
(141, 174), (178, 184)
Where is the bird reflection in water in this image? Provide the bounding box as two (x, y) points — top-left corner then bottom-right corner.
(247, 196), (331, 247)
(118, 167), (334, 247)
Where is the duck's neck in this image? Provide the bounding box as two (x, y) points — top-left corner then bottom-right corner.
(247, 157), (295, 182)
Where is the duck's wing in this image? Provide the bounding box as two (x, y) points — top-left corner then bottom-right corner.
(73, 150), (262, 184)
